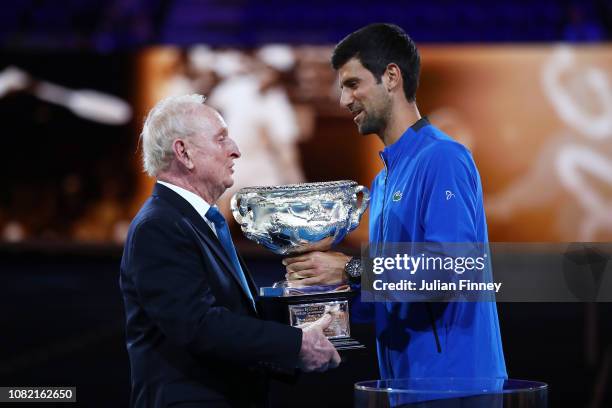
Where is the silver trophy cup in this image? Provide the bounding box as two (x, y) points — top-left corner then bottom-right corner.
(231, 180), (370, 349)
(231, 180), (369, 255)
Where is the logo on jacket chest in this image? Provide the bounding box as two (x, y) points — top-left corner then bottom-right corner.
(392, 191), (403, 202)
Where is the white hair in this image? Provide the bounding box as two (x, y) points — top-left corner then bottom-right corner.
(140, 94), (207, 177)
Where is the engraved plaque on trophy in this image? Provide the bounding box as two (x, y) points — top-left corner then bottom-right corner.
(231, 180), (369, 350)
(289, 301), (350, 338)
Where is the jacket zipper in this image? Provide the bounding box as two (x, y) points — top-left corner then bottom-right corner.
(379, 151), (392, 375)
(379, 152), (443, 355)
(379, 152), (388, 245)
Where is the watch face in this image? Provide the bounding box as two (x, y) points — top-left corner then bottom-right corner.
(346, 258), (361, 278)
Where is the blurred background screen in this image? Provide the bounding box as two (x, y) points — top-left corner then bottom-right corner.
(3, 44), (612, 244)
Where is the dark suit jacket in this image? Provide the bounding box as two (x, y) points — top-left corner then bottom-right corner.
(120, 183), (302, 408)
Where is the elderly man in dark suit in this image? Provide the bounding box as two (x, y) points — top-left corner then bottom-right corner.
(120, 94), (340, 408)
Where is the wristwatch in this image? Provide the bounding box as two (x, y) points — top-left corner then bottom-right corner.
(344, 257), (362, 283)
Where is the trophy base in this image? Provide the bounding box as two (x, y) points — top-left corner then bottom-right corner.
(258, 286), (365, 351)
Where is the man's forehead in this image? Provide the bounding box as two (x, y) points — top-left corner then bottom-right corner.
(338, 58), (369, 80)
(212, 110), (228, 129)
(195, 105), (227, 129)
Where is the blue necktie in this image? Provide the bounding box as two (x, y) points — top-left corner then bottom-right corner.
(205, 206), (255, 309)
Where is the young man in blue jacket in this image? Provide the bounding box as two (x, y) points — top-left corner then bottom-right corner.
(283, 23), (507, 381)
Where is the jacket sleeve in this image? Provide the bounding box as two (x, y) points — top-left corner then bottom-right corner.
(128, 215), (302, 371)
(416, 143), (486, 300)
(420, 143), (481, 243)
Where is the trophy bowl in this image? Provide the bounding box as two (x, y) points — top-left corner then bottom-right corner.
(231, 180), (370, 255)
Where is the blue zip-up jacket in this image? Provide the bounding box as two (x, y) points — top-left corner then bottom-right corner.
(356, 118), (507, 379)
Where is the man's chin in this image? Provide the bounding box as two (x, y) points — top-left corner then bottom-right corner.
(358, 124), (378, 136)
(357, 116), (385, 136)
(225, 179), (234, 189)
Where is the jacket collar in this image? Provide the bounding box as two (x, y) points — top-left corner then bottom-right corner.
(152, 183), (258, 312)
(152, 182), (214, 237)
(156, 180), (212, 220)
(380, 117), (430, 170)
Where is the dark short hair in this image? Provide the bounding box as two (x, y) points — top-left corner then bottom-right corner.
(331, 23), (420, 102)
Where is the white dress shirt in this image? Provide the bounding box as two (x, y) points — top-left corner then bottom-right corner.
(157, 180), (217, 235)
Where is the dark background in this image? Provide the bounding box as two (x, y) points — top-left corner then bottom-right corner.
(2, 246), (612, 407)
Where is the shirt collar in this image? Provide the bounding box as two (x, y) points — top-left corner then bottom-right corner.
(156, 180), (212, 220)
(380, 117), (430, 169)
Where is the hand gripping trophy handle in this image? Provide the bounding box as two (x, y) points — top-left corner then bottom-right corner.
(230, 193), (244, 226)
(349, 185), (370, 231)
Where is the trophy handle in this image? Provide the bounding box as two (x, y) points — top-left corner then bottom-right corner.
(349, 185), (370, 231)
(230, 192), (244, 225)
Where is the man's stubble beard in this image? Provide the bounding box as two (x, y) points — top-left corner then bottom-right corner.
(357, 93), (392, 137)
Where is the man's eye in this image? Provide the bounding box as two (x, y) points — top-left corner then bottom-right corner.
(342, 80), (355, 89)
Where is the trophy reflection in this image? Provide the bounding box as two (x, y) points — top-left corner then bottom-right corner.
(231, 180), (369, 349)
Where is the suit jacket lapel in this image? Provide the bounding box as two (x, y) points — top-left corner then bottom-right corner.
(153, 183), (257, 310)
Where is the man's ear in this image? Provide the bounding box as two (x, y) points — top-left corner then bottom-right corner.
(383, 63), (402, 92)
(173, 139), (194, 170)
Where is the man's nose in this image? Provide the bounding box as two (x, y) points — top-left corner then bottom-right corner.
(339, 88), (354, 109)
(229, 138), (241, 158)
